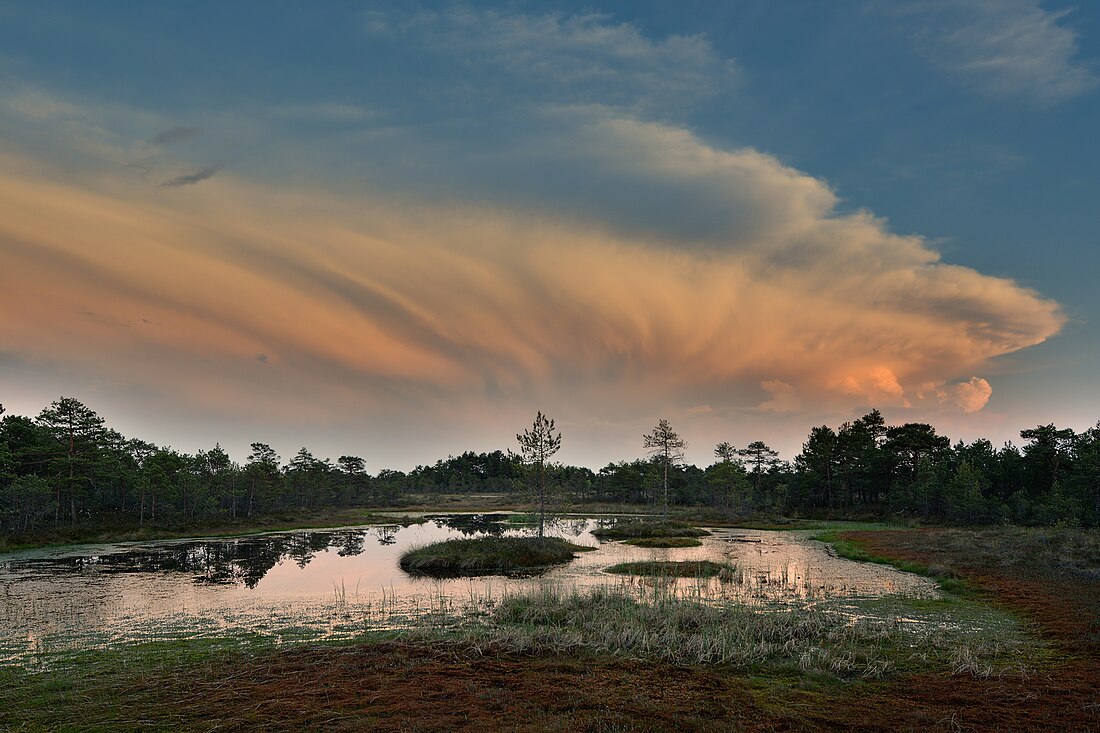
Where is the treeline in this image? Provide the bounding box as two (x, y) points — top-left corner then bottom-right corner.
(1, 398), (1097, 536)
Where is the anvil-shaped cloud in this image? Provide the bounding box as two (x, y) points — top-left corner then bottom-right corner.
(0, 111), (1062, 428)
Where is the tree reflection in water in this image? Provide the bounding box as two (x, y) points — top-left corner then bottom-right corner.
(6, 528), (375, 589)
(3, 515), (585, 590)
(427, 513), (512, 536)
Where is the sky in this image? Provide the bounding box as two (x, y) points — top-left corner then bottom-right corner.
(1, 1), (1098, 471)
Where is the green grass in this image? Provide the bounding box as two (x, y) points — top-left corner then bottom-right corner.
(591, 520), (710, 540)
(623, 536), (704, 548)
(398, 536), (595, 576)
(812, 530), (972, 596)
(603, 560), (735, 577)
(0, 635), (281, 732)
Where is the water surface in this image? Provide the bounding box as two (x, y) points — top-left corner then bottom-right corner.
(0, 515), (938, 663)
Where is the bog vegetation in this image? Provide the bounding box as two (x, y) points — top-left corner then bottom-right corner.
(2, 398), (1099, 544)
(398, 536), (593, 576)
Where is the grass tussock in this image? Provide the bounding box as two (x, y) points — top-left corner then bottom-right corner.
(399, 536), (594, 577)
(592, 520), (710, 540)
(428, 586), (1031, 679)
(604, 560), (734, 578)
(623, 536), (703, 548)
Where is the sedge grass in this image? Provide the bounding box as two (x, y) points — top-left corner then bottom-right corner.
(604, 560), (734, 578)
(592, 520), (709, 540)
(424, 585), (1036, 680)
(399, 536), (594, 577)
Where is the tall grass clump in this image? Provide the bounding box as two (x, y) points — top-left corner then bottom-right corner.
(591, 520), (709, 540)
(399, 536), (593, 577)
(444, 586), (1033, 680)
(604, 560), (734, 578)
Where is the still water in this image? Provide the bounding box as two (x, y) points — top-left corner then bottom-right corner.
(0, 515), (937, 663)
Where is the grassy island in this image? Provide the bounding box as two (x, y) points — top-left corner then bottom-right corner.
(591, 520), (710, 540)
(622, 536), (704, 548)
(399, 536), (595, 577)
(604, 560), (735, 578)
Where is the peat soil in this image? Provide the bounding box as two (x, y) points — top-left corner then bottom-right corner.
(799, 529), (1100, 732)
(126, 643), (795, 733)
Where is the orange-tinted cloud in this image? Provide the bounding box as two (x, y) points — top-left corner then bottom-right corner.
(0, 102), (1065, 464)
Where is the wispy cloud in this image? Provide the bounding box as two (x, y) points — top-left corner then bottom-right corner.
(892, 0), (1097, 102)
(160, 164), (221, 188)
(364, 7), (734, 115)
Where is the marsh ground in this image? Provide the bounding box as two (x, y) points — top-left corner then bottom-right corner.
(2, 525), (1097, 732)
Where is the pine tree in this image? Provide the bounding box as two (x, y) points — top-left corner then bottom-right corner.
(643, 419), (685, 518)
(517, 411), (561, 537)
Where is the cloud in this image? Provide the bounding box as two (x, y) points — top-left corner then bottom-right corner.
(5, 90), (84, 120)
(0, 8), (1069, 463)
(759, 381), (801, 413)
(893, 0), (1097, 102)
(0, 119), (1062, 430)
(160, 164), (221, 188)
(941, 376), (994, 413)
(364, 7), (734, 115)
(150, 126), (201, 145)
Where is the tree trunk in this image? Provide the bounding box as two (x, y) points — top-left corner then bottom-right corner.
(662, 455), (669, 519)
(537, 461), (545, 538)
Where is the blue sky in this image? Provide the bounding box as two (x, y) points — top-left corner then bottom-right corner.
(0, 1), (1096, 468)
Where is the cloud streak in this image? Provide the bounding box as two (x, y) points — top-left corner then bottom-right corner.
(364, 7), (734, 115)
(160, 164), (221, 188)
(894, 0), (1097, 102)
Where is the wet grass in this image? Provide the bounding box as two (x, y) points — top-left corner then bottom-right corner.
(813, 529), (973, 596)
(591, 520), (710, 540)
(398, 536), (595, 577)
(623, 536), (703, 548)
(604, 560), (734, 578)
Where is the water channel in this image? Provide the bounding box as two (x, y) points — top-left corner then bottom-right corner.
(0, 514), (939, 664)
